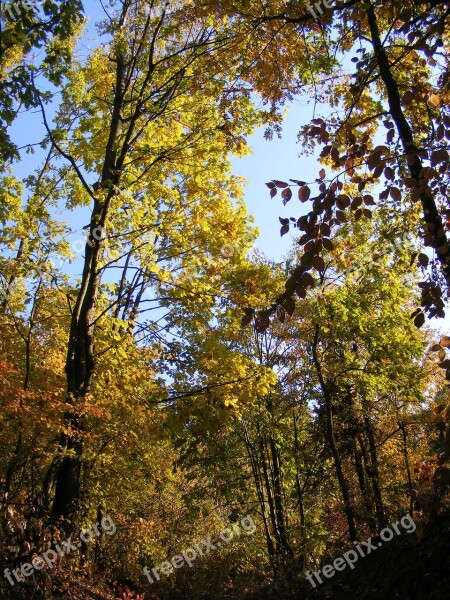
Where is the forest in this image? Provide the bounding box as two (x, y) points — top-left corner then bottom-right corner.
(1, 1), (450, 598)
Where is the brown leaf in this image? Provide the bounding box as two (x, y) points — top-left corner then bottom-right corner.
(430, 343), (443, 352)
(440, 336), (450, 348)
(351, 197), (362, 210)
(384, 166), (395, 180)
(373, 164), (384, 179)
(390, 187), (401, 201)
(322, 238), (334, 251)
(298, 185), (311, 202)
(241, 310), (254, 328)
(277, 309), (286, 323)
(428, 93), (440, 107)
(431, 148), (449, 167)
(411, 309), (425, 328)
(312, 256), (326, 271)
(284, 297), (296, 316)
(336, 194), (350, 209)
(255, 312), (270, 333)
(301, 272), (315, 287)
(273, 180), (288, 188)
(417, 253), (429, 267)
(402, 90), (414, 106)
(282, 188), (292, 204)
(320, 222), (331, 237)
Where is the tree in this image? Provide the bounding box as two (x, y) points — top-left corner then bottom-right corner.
(0, 0), (84, 161)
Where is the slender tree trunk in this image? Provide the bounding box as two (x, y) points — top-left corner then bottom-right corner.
(269, 434), (293, 557)
(260, 437), (280, 551)
(312, 325), (358, 541)
(399, 423), (414, 514)
(293, 414), (306, 530)
(242, 423), (276, 572)
(362, 413), (387, 530)
(344, 387), (377, 532)
(0, 239), (24, 312)
(3, 281), (39, 503)
(351, 436), (377, 532)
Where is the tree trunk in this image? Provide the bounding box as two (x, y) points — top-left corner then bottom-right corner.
(242, 423), (276, 566)
(312, 325), (358, 541)
(365, 0), (450, 289)
(269, 434), (293, 557)
(44, 48), (127, 519)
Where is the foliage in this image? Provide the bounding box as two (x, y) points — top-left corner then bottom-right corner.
(0, 1), (449, 599)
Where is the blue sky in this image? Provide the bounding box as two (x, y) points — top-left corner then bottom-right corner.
(231, 99), (319, 262)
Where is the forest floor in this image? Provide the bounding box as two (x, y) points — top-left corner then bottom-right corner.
(199, 508), (450, 600)
(3, 509), (450, 600)
(270, 508), (450, 600)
